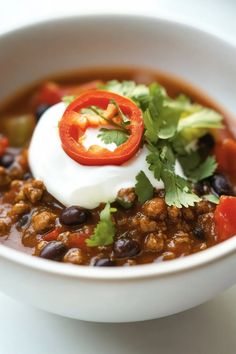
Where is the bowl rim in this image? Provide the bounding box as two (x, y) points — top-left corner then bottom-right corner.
(0, 12), (235, 47)
(0, 13), (236, 281)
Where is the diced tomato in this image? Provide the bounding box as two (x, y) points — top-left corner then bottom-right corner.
(34, 80), (102, 107)
(0, 136), (9, 157)
(36, 82), (62, 106)
(215, 138), (236, 175)
(67, 227), (93, 250)
(213, 126), (236, 174)
(67, 234), (88, 250)
(214, 196), (236, 241)
(43, 227), (62, 241)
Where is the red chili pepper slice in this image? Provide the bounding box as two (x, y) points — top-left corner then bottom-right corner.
(214, 196), (236, 241)
(59, 90), (144, 166)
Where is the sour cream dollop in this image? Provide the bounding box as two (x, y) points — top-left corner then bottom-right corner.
(29, 103), (183, 209)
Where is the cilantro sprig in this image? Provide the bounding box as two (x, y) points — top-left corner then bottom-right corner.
(98, 128), (129, 147)
(109, 99), (131, 128)
(86, 203), (117, 247)
(135, 171), (154, 203)
(143, 82), (222, 206)
(146, 142), (201, 207)
(89, 105), (129, 133)
(87, 100), (131, 147)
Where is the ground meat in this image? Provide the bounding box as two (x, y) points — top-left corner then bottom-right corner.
(162, 251), (176, 261)
(63, 248), (84, 265)
(34, 240), (48, 255)
(10, 180), (22, 190)
(8, 164), (24, 180)
(167, 205), (181, 221)
(192, 242), (207, 253)
(182, 207), (195, 221)
(144, 232), (165, 252)
(32, 210), (57, 233)
(0, 167), (11, 186)
(116, 217), (129, 226)
(9, 201), (30, 219)
(195, 201), (215, 215)
(142, 198), (167, 220)
(0, 219), (9, 236)
(116, 188), (136, 207)
(21, 230), (37, 247)
(166, 231), (192, 256)
(125, 259), (137, 266)
(23, 180), (45, 203)
(197, 212), (216, 241)
(138, 216), (158, 233)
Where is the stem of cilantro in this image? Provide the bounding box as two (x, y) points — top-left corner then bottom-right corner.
(89, 106), (130, 134)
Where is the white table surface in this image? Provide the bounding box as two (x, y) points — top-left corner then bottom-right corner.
(0, 1), (236, 353)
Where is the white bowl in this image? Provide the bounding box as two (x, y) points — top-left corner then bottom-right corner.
(0, 15), (236, 323)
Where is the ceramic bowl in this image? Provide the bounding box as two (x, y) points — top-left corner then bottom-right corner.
(0, 14), (236, 322)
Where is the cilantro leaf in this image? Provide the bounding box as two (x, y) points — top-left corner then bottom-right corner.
(98, 128), (129, 146)
(178, 151), (201, 176)
(62, 95), (76, 105)
(158, 106), (180, 139)
(146, 143), (201, 207)
(179, 154), (217, 182)
(203, 194), (219, 204)
(143, 83), (182, 142)
(188, 156), (217, 181)
(86, 203), (116, 247)
(146, 151), (162, 180)
(143, 84), (164, 143)
(165, 94), (199, 113)
(101, 80), (149, 109)
(135, 171), (154, 203)
(146, 142), (175, 179)
(162, 170), (201, 208)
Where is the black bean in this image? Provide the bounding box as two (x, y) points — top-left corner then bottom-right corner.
(198, 133), (215, 150)
(94, 258), (116, 267)
(0, 154), (14, 168)
(39, 241), (67, 261)
(113, 238), (141, 258)
(59, 206), (89, 226)
(193, 226), (205, 240)
(194, 181), (210, 196)
(17, 214), (29, 228)
(35, 104), (51, 121)
(210, 174), (233, 196)
(23, 172), (33, 180)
